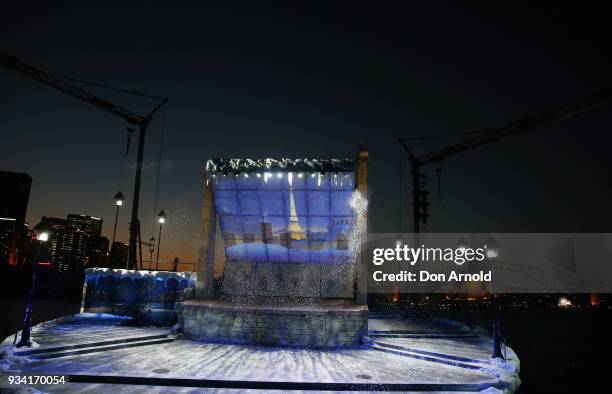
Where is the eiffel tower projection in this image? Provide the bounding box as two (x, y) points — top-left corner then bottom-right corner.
(287, 179), (307, 240)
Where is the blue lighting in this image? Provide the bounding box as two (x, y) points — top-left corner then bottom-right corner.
(212, 171), (354, 264)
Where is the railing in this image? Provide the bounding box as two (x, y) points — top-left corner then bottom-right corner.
(139, 260), (197, 272)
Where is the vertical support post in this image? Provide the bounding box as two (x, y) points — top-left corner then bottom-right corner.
(356, 144), (369, 305)
(492, 291), (504, 359)
(156, 224), (163, 271)
(16, 244), (40, 348)
(112, 205), (119, 246)
(137, 221), (143, 270)
(196, 173), (217, 298)
(128, 121), (148, 270)
(398, 139), (423, 247)
(410, 160), (422, 239)
(490, 249), (504, 359)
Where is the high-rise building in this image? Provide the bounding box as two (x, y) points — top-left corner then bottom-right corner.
(91, 236), (110, 267)
(56, 214), (103, 271)
(33, 216), (67, 269)
(33, 214), (104, 272)
(0, 218), (28, 265)
(109, 242), (129, 269)
(0, 171), (32, 266)
(66, 214), (103, 239)
(56, 231), (85, 272)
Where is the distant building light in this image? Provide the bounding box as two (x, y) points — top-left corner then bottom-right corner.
(457, 236), (468, 252)
(38, 232), (49, 242)
(0, 217), (17, 221)
(486, 248), (499, 259)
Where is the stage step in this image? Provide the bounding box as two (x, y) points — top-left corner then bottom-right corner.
(369, 332), (477, 338)
(32, 337), (175, 359)
(14, 333), (171, 356)
(369, 329), (476, 338)
(371, 342), (488, 370)
(374, 341), (491, 365)
(15, 331), (175, 360)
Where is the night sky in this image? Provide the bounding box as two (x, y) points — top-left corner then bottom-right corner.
(2, 2), (611, 264)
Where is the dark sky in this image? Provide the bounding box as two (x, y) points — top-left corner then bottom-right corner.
(2, 2), (611, 264)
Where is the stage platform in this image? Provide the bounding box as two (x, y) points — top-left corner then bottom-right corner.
(178, 298), (368, 348)
(1, 313), (520, 393)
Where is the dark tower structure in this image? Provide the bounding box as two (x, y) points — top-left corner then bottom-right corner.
(0, 171), (32, 266)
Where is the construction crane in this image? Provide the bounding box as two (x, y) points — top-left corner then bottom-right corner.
(399, 89), (612, 235)
(399, 89), (611, 359)
(0, 53), (167, 269)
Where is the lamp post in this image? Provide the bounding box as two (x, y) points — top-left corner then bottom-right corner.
(15, 231), (48, 348)
(148, 237), (155, 271)
(155, 210), (166, 270)
(112, 192), (124, 246)
(485, 236), (504, 359)
(455, 235), (472, 328)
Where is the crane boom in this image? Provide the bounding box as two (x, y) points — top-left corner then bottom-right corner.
(1, 53), (145, 124)
(1, 53), (167, 270)
(399, 88), (612, 235)
(415, 89), (612, 165)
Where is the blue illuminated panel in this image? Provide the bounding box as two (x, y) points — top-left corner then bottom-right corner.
(212, 172), (354, 264)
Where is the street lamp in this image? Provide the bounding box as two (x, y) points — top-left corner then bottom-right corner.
(456, 236), (469, 266)
(15, 231), (48, 348)
(112, 191), (124, 246)
(485, 236), (504, 360)
(395, 234), (403, 248)
(155, 210), (166, 270)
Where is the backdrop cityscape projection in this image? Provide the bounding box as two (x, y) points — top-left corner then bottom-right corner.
(210, 163), (355, 265)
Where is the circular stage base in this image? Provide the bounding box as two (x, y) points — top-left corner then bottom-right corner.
(178, 298), (368, 348)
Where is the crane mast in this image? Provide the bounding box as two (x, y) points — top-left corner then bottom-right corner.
(1, 53), (167, 269)
(399, 89), (611, 235)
